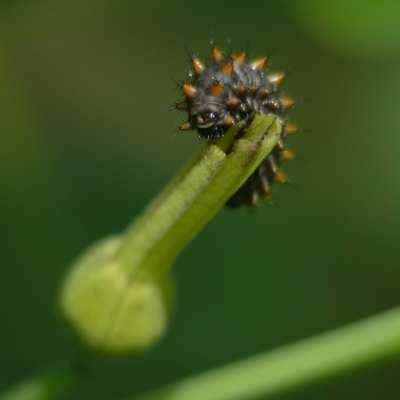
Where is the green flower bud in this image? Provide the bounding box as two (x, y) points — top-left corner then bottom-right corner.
(60, 236), (173, 353)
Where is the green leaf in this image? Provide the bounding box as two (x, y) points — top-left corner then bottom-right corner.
(59, 115), (282, 353)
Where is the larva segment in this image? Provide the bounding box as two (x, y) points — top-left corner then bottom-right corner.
(210, 82), (224, 97)
(227, 96), (241, 109)
(258, 87), (270, 98)
(222, 62), (233, 76)
(265, 98), (281, 113)
(276, 139), (285, 151)
(267, 155), (278, 174)
(234, 85), (247, 97)
(259, 173), (271, 196)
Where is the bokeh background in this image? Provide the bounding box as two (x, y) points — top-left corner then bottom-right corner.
(1, 1), (400, 399)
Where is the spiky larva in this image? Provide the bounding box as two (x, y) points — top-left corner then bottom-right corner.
(176, 46), (298, 207)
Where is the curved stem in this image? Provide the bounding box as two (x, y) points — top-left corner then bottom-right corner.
(134, 306), (400, 400)
(60, 114), (282, 353)
(116, 115), (281, 279)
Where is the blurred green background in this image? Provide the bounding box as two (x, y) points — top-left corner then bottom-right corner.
(1, 1), (400, 399)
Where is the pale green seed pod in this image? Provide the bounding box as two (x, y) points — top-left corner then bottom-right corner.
(60, 236), (173, 353)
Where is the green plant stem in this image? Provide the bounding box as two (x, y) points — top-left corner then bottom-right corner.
(134, 306), (400, 400)
(1, 115), (282, 399)
(60, 114), (282, 352)
(116, 115), (281, 279)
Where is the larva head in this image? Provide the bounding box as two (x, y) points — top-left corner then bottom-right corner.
(188, 86), (234, 138)
(189, 96), (229, 138)
(180, 57), (237, 139)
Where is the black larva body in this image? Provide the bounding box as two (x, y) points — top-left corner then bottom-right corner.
(177, 48), (296, 207)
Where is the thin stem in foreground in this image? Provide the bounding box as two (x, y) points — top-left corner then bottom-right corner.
(134, 306), (400, 400)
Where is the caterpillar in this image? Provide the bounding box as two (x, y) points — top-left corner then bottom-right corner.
(175, 45), (298, 207)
